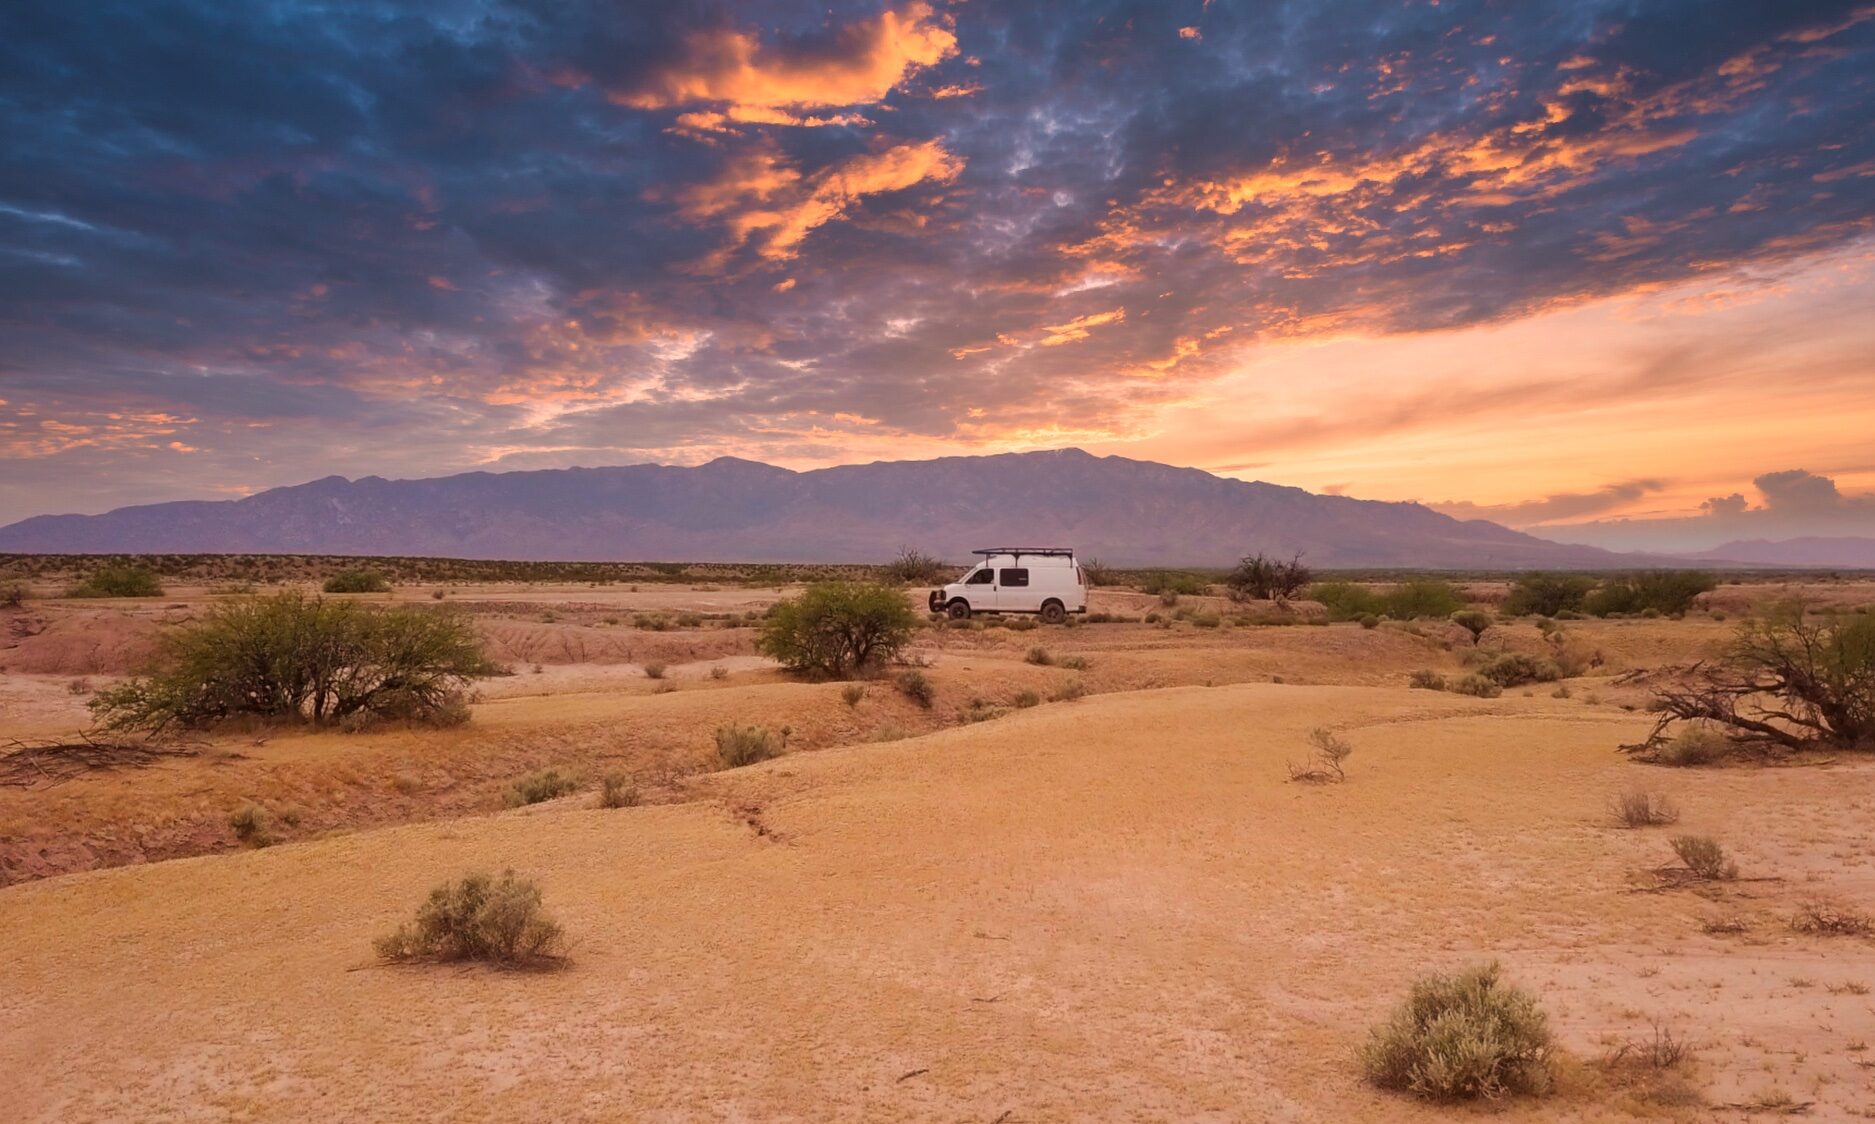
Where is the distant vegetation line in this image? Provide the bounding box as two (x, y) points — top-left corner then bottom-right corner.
(0, 552), (1857, 589)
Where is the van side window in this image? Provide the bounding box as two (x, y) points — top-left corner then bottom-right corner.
(999, 568), (1029, 587)
(966, 568), (994, 585)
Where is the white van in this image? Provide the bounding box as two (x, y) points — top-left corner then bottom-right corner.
(928, 547), (1087, 623)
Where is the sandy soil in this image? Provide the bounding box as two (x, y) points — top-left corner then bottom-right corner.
(3, 684), (1873, 1121)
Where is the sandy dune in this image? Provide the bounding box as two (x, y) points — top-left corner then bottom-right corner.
(5, 682), (1872, 1121)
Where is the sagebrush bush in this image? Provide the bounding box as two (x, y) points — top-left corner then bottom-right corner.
(643, 661), (667, 680)
(1359, 613), (1380, 630)
(1671, 835), (1737, 880)
(1452, 674), (1502, 698)
(841, 682), (866, 707)
(374, 870), (567, 966)
(67, 565), (163, 598)
(90, 591), (492, 733)
(1025, 646), (1054, 666)
(1361, 963), (1553, 1102)
(1058, 654), (1090, 671)
(1012, 688), (1041, 708)
(1451, 610), (1492, 645)
(1051, 677), (1087, 702)
(897, 669), (935, 708)
(1655, 726), (1731, 767)
(229, 803), (274, 847)
(758, 581), (916, 678)
(1789, 900), (1872, 936)
(1477, 652), (1560, 688)
(1409, 669), (1447, 691)
(1288, 727), (1352, 782)
(322, 569), (390, 593)
(599, 773), (639, 809)
(504, 768), (580, 807)
(1611, 790), (1679, 828)
(716, 724), (781, 767)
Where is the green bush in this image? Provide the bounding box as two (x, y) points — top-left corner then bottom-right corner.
(1502, 574), (1596, 617)
(1140, 571), (1206, 597)
(89, 591), (492, 733)
(67, 565), (163, 598)
(504, 769), (580, 807)
(1359, 613), (1380, 630)
(1583, 572), (1715, 617)
(757, 581), (916, 678)
(1382, 580), (1467, 620)
(374, 870), (567, 966)
(1361, 963), (1553, 1101)
(322, 569), (390, 593)
(715, 724), (782, 767)
(1309, 580), (1379, 622)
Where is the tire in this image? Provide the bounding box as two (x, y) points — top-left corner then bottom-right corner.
(946, 599), (972, 620)
(1039, 600), (1066, 625)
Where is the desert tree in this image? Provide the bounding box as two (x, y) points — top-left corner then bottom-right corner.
(757, 581), (917, 678)
(1625, 601), (1874, 754)
(1227, 551), (1311, 602)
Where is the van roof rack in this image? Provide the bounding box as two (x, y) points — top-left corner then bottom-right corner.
(972, 547), (1075, 557)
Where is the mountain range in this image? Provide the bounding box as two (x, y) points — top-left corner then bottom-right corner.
(0, 448), (1711, 568)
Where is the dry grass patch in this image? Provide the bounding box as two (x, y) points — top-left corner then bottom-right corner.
(504, 768), (580, 807)
(716, 724), (782, 768)
(1611, 790), (1679, 828)
(896, 669), (934, 708)
(1669, 835), (1738, 882)
(374, 870), (567, 967)
(1362, 962), (1553, 1102)
(1789, 900), (1872, 937)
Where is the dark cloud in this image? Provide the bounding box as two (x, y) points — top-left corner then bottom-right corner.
(1, 0), (1872, 520)
(1432, 480), (1667, 526)
(1553, 469), (1875, 552)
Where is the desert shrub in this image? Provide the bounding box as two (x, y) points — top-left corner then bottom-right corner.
(1654, 726), (1733, 767)
(90, 591), (493, 733)
(1, 582), (24, 609)
(1140, 570), (1207, 598)
(229, 803), (274, 847)
(715, 724), (781, 767)
(896, 669), (935, 708)
(1025, 646), (1054, 666)
(504, 769), (580, 807)
(322, 569), (390, 594)
(1409, 669), (1447, 691)
(1382, 580), (1467, 620)
(599, 773), (640, 808)
(1789, 901), (1872, 936)
(1477, 652), (1560, 688)
(1288, 727), (1352, 782)
(1226, 551), (1311, 601)
(1611, 790), (1679, 828)
(1058, 654), (1089, 671)
(1309, 580), (1380, 621)
(709, 665), (728, 680)
(374, 870), (567, 966)
(1012, 688), (1041, 708)
(432, 589), (447, 600)
(1006, 617), (1036, 632)
(1359, 613), (1380, 630)
(643, 661), (667, 680)
(1450, 610), (1492, 645)
(1052, 677), (1088, 702)
(1362, 963), (1553, 1101)
(1671, 835), (1737, 881)
(882, 545), (947, 585)
(1452, 674), (1502, 698)
(840, 682), (866, 707)
(1584, 571), (1715, 617)
(67, 565), (163, 598)
(1503, 574), (1596, 617)
(758, 581), (916, 678)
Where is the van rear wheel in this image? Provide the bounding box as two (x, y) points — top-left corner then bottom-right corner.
(946, 600), (972, 620)
(1040, 600), (1066, 624)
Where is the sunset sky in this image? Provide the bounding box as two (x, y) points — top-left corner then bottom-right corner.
(2, 0), (1872, 549)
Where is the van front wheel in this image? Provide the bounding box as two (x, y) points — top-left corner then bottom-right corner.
(946, 600), (972, 620)
(1039, 600), (1066, 624)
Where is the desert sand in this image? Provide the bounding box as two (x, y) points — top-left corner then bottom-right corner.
(2, 579), (1873, 1120)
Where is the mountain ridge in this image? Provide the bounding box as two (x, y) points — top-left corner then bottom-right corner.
(0, 448), (1637, 568)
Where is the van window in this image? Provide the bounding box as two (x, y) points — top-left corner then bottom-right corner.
(966, 568), (994, 585)
(999, 568), (1029, 587)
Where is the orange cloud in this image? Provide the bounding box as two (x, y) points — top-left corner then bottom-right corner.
(1040, 308), (1126, 346)
(683, 139), (963, 265)
(616, 1), (956, 125)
